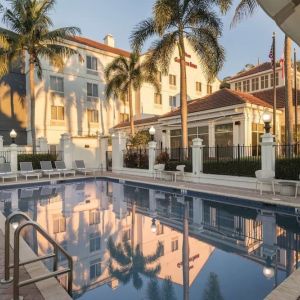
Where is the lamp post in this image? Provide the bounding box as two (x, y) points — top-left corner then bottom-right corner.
(263, 256), (275, 280)
(151, 218), (157, 233)
(10, 129), (17, 144)
(149, 126), (156, 141)
(262, 111), (273, 134)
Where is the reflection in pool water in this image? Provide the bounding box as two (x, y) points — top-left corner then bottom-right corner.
(1, 179), (300, 300)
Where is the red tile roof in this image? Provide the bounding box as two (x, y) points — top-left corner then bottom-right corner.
(160, 88), (272, 119)
(113, 116), (159, 129)
(228, 62), (281, 81)
(71, 36), (131, 57)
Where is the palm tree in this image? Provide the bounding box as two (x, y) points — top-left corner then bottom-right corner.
(202, 272), (224, 300)
(231, 0), (294, 144)
(0, 0), (81, 152)
(107, 236), (163, 290)
(105, 52), (160, 136)
(131, 0), (230, 149)
(147, 277), (177, 300)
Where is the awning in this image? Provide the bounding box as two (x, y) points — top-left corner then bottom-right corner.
(257, 0), (300, 46)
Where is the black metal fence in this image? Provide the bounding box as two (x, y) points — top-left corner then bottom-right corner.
(106, 151), (112, 171)
(123, 148), (149, 169)
(203, 145), (261, 177)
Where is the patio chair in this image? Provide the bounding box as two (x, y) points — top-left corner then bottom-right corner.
(255, 170), (275, 195)
(153, 164), (165, 180)
(174, 165), (186, 182)
(74, 160), (95, 176)
(40, 161), (61, 179)
(55, 161), (75, 177)
(0, 163), (17, 182)
(19, 162), (41, 180)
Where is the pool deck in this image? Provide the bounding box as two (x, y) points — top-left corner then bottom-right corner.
(1, 171), (300, 300)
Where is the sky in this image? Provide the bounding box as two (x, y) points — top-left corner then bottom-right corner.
(1, 0), (299, 79)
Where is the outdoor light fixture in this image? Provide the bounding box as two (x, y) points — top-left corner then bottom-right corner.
(11, 222), (19, 230)
(10, 129), (17, 144)
(151, 218), (157, 233)
(149, 126), (156, 141)
(262, 256), (275, 279)
(262, 111), (272, 134)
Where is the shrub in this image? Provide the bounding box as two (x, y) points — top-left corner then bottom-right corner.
(18, 153), (58, 170)
(123, 151), (149, 169)
(156, 151), (169, 164)
(276, 158), (300, 180)
(165, 160), (192, 173)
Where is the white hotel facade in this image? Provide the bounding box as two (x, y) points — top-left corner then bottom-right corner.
(25, 34), (220, 146)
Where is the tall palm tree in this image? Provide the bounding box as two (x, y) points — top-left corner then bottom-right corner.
(231, 0), (294, 144)
(105, 52), (160, 136)
(0, 0), (81, 152)
(131, 0), (230, 149)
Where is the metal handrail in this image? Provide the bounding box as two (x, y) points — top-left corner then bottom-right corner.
(13, 220), (73, 300)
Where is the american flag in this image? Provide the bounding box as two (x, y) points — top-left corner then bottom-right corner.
(269, 40), (275, 66)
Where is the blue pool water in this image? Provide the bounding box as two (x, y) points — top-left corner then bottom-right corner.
(1, 178), (299, 300)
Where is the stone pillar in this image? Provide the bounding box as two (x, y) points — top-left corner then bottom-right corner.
(37, 137), (48, 152)
(148, 141), (157, 172)
(192, 138), (204, 176)
(0, 136), (3, 149)
(60, 133), (73, 169)
(261, 133), (275, 172)
(208, 122), (215, 148)
(10, 143), (18, 172)
(112, 133), (127, 172)
(98, 134), (108, 171)
(192, 197), (203, 227)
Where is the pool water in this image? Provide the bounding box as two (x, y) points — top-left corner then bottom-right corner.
(1, 179), (299, 300)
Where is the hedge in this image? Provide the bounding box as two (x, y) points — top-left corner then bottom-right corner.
(165, 160), (192, 173)
(18, 153), (58, 170)
(123, 152), (149, 169)
(275, 158), (300, 180)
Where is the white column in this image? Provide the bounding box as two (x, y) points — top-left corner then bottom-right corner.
(112, 133), (127, 171)
(208, 122), (215, 148)
(37, 137), (48, 152)
(148, 141), (157, 172)
(261, 133), (275, 172)
(192, 197), (203, 228)
(192, 138), (204, 176)
(0, 136), (3, 149)
(60, 133), (73, 169)
(10, 143), (18, 172)
(98, 135), (108, 171)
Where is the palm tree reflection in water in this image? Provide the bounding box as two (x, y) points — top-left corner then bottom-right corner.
(147, 277), (177, 300)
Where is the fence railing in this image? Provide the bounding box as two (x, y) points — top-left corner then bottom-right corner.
(0, 151), (10, 163)
(123, 148), (149, 169)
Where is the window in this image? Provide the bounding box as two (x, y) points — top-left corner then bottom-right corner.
(86, 55), (98, 71)
(154, 93), (162, 105)
(215, 124), (233, 147)
(157, 71), (162, 83)
(252, 123), (264, 148)
(261, 75), (269, 89)
(119, 113), (129, 122)
(87, 83), (99, 98)
(90, 259), (101, 280)
(207, 84), (212, 94)
(58, 241), (68, 262)
(169, 96), (176, 107)
(89, 233), (101, 252)
(89, 210), (100, 225)
(171, 239), (179, 252)
(235, 82), (241, 91)
(251, 77), (259, 91)
(242, 80), (250, 92)
(53, 215), (66, 234)
(270, 72), (279, 87)
(87, 109), (99, 123)
(50, 76), (64, 93)
(123, 229), (131, 241)
(51, 106), (64, 121)
(156, 224), (164, 235)
(159, 242), (164, 256)
(169, 74), (176, 86)
(196, 81), (202, 93)
(297, 78), (300, 89)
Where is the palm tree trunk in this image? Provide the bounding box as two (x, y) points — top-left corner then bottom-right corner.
(29, 57), (37, 153)
(182, 201), (189, 300)
(284, 36), (294, 145)
(128, 86), (135, 136)
(100, 99), (105, 135)
(178, 37), (188, 152)
(131, 201), (136, 251)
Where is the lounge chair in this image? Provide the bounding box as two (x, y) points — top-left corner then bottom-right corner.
(153, 164), (165, 180)
(74, 160), (95, 176)
(0, 163), (17, 183)
(40, 161), (61, 179)
(55, 161), (75, 177)
(174, 165), (186, 182)
(255, 170), (275, 195)
(19, 162), (41, 180)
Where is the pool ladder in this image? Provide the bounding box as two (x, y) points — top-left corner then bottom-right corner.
(1, 212), (73, 300)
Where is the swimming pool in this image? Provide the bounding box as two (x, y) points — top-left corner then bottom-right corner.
(1, 178), (299, 300)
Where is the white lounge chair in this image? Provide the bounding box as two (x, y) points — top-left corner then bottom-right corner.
(74, 160), (95, 176)
(153, 164), (165, 180)
(55, 161), (75, 177)
(0, 163), (17, 182)
(255, 170), (275, 195)
(40, 161), (61, 178)
(19, 162), (41, 180)
(174, 165), (186, 182)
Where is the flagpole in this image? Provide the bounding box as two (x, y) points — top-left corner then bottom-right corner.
(294, 48), (298, 143)
(272, 32), (277, 137)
